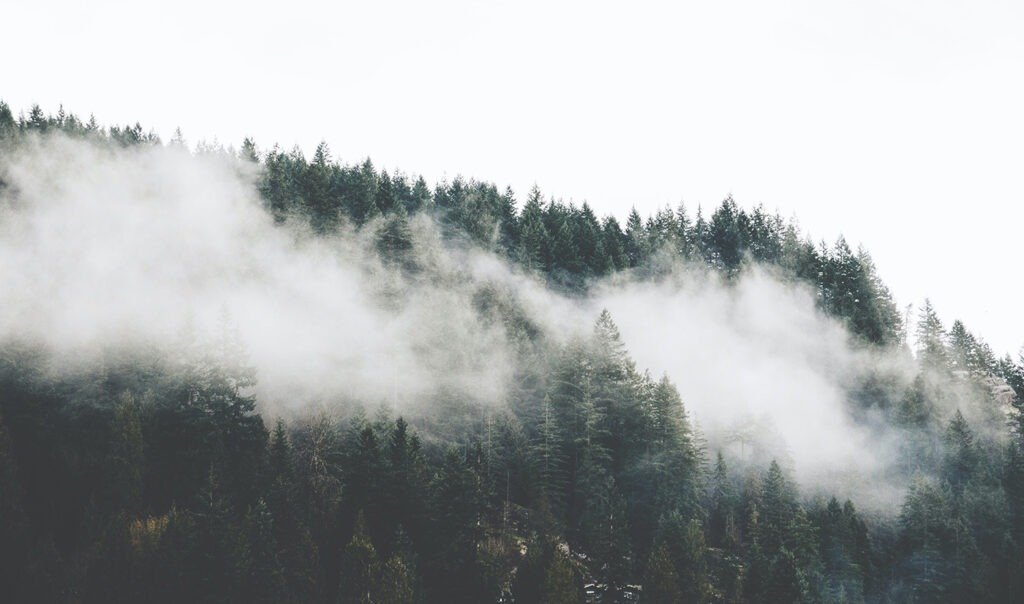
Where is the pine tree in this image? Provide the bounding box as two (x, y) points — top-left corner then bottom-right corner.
(601, 215), (628, 271)
(656, 514), (712, 603)
(543, 544), (581, 604)
(0, 101), (18, 140)
(108, 392), (144, 514)
(264, 421), (320, 602)
(375, 170), (396, 214)
(425, 448), (486, 601)
(897, 374), (934, 430)
(915, 300), (949, 370)
(765, 548), (808, 603)
(344, 425), (384, 534)
(532, 394), (567, 520)
(338, 512), (380, 604)
(296, 411), (343, 557)
(707, 452), (737, 548)
(190, 468), (235, 601)
(519, 186), (550, 271)
(675, 202), (693, 258)
(351, 159), (381, 226)
(641, 542), (683, 603)
(235, 499), (287, 603)
(239, 137), (259, 163)
(305, 141), (337, 232)
(408, 176), (431, 213)
(382, 418), (427, 549)
(942, 410), (976, 493)
(496, 186), (520, 254)
(708, 197), (744, 272)
(625, 207), (648, 267)
(377, 553), (415, 604)
(376, 203), (415, 271)
(579, 471), (632, 593)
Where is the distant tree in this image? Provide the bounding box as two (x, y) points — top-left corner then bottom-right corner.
(915, 300), (948, 370)
(377, 553), (415, 604)
(641, 542), (683, 603)
(338, 512), (380, 604)
(108, 393), (144, 513)
(519, 186), (549, 271)
(305, 141), (337, 232)
(625, 207), (648, 267)
(424, 449), (487, 602)
(376, 204), (416, 271)
(707, 197), (744, 272)
(235, 499), (287, 603)
(942, 410), (977, 493)
(543, 543), (581, 604)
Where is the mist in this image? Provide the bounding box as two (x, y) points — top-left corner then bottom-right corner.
(0, 132), (971, 512)
(591, 271), (914, 509)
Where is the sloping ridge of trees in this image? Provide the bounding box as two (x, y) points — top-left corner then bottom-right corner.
(2, 102), (1024, 603)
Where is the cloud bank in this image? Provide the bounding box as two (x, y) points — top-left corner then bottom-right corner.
(0, 134), (928, 510)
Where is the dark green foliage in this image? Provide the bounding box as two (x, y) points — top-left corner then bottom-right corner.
(376, 205), (416, 271)
(1, 102), (1022, 603)
(377, 553), (415, 604)
(108, 393), (144, 513)
(423, 448), (490, 602)
(542, 543), (582, 604)
(641, 542), (683, 603)
(511, 537), (582, 604)
(234, 500), (287, 603)
(338, 512), (379, 604)
(943, 410), (977, 492)
(916, 299), (949, 370)
(0, 412), (31, 597)
(811, 498), (873, 602)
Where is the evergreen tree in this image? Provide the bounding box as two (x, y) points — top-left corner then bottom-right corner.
(108, 393), (144, 513)
(942, 410), (977, 493)
(425, 448), (487, 602)
(915, 300), (949, 370)
(338, 512), (380, 604)
(377, 553), (415, 604)
(707, 197), (744, 272)
(305, 141), (337, 232)
(376, 204), (416, 271)
(519, 185), (549, 271)
(235, 499), (287, 603)
(542, 543), (581, 604)
(351, 159), (381, 226)
(641, 543), (683, 603)
(625, 207), (648, 267)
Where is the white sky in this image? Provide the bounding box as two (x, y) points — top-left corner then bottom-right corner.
(3, 0), (1023, 355)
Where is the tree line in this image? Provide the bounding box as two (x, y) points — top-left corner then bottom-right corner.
(1, 102), (1023, 602)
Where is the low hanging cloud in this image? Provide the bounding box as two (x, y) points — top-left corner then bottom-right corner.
(1, 133), (923, 510)
(590, 272), (910, 508)
(0, 135), (516, 408)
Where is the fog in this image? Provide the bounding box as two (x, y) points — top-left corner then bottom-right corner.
(592, 272), (913, 508)
(0, 133), (952, 510)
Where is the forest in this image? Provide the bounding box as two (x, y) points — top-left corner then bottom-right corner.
(1, 102), (1023, 603)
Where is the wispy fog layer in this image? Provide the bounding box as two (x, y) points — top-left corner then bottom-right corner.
(0, 137), (516, 407)
(0, 135), (935, 510)
(591, 273), (912, 508)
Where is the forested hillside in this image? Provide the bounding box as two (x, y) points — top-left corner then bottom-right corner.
(1, 103), (1022, 603)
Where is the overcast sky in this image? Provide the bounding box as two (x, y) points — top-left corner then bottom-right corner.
(4, 0), (1023, 355)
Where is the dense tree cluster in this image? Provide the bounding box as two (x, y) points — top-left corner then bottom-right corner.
(1, 103), (1023, 602)
(0, 102), (901, 347)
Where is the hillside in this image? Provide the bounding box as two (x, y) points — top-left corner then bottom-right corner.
(1, 102), (1023, 603)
